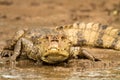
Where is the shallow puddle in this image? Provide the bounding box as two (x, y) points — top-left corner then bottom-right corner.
(0, 61), (120, 80)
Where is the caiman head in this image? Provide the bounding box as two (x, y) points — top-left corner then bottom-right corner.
(38, 32), (71, 64)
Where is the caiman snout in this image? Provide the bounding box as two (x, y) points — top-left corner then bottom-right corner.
(40, 34), (70, 63)
(46, 40), (61, 57)
(41, 40), (69, 63)
(49, 41), (59, 50)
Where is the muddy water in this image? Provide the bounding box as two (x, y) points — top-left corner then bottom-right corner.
(0, 60), (120, 80)
(0, 48), (120, 80)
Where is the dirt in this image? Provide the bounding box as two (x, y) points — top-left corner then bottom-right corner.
(0, 0), (120, 80)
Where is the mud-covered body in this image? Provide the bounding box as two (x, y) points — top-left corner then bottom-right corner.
(1, 22), (119, 64)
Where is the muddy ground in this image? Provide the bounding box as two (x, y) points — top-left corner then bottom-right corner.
(0, 0), (120, 80)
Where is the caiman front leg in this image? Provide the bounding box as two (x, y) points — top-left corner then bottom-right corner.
(0, 30), (25, 58)
(10, 38), (38, 67)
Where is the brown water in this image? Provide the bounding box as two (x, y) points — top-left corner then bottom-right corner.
(0, 60), (120, 80)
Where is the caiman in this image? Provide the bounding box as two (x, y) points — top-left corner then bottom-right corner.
(1, 22), (119, 64)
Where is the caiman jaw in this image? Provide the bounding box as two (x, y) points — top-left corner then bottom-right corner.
(41, 48), (69, 64)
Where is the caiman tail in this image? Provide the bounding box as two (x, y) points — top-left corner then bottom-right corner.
(56, 22), (120, 50)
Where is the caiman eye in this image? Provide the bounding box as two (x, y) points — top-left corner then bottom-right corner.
(45, 36), (49, 39)
(43, 36), (49, 40)
(61, 35), (66, 40)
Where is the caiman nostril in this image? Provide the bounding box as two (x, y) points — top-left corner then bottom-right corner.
(53, 36), (57, 40)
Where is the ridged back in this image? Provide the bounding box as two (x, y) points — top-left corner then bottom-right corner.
(56, 22), (120, 50)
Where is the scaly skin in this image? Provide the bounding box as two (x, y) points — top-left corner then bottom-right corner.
(2, 22), (115, 64)
(56, 22), (120, 50)
(1, 28), (73, 64)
